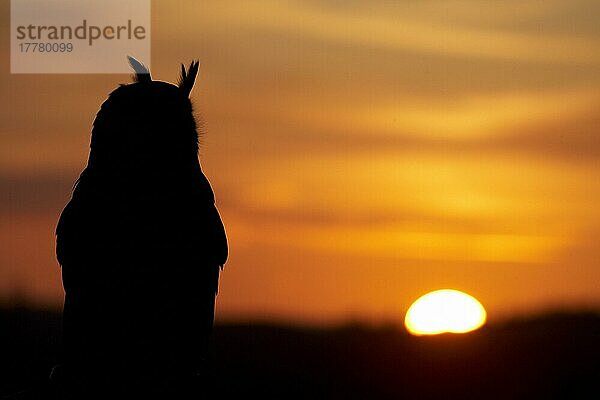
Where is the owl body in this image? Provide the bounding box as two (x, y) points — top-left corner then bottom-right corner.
(56, 60), (227, 397)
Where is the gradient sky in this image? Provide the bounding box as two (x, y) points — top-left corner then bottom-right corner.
(1, 0), (599, 324)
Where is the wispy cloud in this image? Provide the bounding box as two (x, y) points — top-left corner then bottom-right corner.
(184, 0), (600, 65)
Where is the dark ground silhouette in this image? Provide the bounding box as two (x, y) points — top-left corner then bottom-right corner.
(52, 58), (227, 398)
(1, 307), (599, 399)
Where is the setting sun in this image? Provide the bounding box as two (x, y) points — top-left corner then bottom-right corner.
(405, 289), (487, 336)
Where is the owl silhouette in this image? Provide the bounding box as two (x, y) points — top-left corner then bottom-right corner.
(55, 57), (228, 398)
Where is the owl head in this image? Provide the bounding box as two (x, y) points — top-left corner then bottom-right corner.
(87, 56), (202, 179)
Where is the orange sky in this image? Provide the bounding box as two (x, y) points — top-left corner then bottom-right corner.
(1, 0), (600, 324)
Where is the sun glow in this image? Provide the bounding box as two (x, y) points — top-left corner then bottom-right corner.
(405, 289), (487, 336)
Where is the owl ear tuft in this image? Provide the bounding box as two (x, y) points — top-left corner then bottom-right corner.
(178, 60), (200, 97)
(127, 55), (152, 82)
